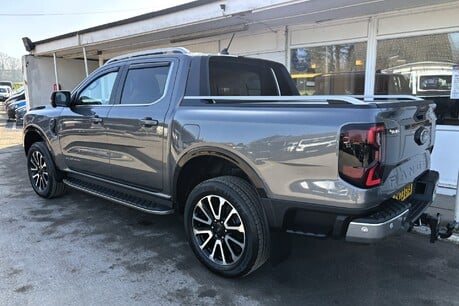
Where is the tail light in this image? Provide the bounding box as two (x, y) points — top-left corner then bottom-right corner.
(339, 123), (385, 188)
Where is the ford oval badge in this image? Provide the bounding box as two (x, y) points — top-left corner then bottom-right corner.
(415, 127), (430, 145)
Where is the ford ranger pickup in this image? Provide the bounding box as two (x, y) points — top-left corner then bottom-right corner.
(23, 47), (439, 277)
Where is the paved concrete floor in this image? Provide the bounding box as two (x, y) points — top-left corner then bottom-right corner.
(1, 111), (459, 305)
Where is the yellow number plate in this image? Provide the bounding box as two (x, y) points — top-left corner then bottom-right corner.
(392, 183), (413, 202)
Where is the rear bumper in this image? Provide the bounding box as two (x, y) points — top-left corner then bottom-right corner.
(346, 208), (409, 243)
(345, 170), (439, 243)
(263, 170), (439, 243)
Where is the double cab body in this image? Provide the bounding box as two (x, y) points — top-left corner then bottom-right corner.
(23, 48), (438, 276)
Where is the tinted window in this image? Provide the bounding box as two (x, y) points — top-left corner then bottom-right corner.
(209, 58), (279, 96)
(78, 71), (118, 105)
(120, 65), (170, 105)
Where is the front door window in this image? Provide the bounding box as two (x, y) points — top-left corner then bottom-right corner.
(78, 71), (118, 105)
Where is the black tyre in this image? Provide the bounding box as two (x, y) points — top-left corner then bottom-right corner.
(184, 176), (270, 277)
(27, 142), (66, 198)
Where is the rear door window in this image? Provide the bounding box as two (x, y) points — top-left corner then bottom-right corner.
(120, 64), (171, 105)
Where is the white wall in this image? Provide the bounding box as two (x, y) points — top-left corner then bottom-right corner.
(101, 28), (286, 65)
(23, 55), (98, 108)
(431, 126), (459, 195)
(169, 28), (286, 64)
(377, 5), (459, 37)
(290, 20), (369, 46)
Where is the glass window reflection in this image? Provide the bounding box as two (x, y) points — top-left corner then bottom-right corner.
(377, 33), (459, 125)
(290, 43), (367, 95)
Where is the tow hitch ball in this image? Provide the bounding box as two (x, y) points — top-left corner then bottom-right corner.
(415, 213), (456, 243)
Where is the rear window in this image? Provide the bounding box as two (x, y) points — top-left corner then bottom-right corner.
(209, 57), (279, 96)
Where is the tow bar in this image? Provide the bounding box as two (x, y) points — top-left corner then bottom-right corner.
(417, 213), (441, 243)
(415, 213), (458, 243)
(414, 171), (459, 243)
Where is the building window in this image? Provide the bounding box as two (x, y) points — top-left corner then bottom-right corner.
(376, 32), (459, 126)
(290, 42), (367, 95)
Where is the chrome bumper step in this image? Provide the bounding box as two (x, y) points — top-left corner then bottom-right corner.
(346, 199), (411, 243)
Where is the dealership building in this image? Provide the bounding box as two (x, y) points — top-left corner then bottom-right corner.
(22, 0), (459, 195)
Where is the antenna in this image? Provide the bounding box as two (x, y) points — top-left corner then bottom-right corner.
(220, 33), (236, 55)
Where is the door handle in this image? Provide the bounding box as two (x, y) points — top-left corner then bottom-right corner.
(141, 117), (159, 127)
(92, 115), (103, 124)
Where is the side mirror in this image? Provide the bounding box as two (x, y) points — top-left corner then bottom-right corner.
(50, 91), (71, 107)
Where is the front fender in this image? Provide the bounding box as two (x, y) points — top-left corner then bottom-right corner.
(23, 123), (66, 172)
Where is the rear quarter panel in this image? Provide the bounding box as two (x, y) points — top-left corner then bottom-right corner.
(171, 101), (435, 210)
(171, 104), (386, 209)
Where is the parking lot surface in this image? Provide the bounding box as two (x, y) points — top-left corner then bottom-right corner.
(1, 111), (459, 306)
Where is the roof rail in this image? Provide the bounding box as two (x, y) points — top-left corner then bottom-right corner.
(105, 47), (190, 64)
(183, 95), (426, 105)
(183, 95), (369, 105)
(351, 95), (424, 101)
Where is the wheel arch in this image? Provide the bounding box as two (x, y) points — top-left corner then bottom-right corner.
(24, 125), (49, 155)
(173, 147), (268, 213)
(23, 125), (62, 175)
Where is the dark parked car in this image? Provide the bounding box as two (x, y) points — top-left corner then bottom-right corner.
(7, 100), (26, 119)
(15, 105), (27, 126)
(4, 88), (25, 110)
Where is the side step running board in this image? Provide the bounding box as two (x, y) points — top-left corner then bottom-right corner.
(63, 177), (174, 215)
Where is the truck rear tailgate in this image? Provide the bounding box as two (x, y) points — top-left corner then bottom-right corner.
(376, 100), (436, 195)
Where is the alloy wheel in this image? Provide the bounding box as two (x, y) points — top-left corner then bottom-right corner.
(29, 150), (49, 192)
(191, 195), (246, 266)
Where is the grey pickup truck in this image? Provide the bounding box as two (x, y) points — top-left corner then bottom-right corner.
(23, 47), (439, 277)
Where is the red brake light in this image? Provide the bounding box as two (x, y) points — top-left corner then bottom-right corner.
(339, 123), (385, 188)
(368, 126), (384, 146)
(365, 165), (381, 187)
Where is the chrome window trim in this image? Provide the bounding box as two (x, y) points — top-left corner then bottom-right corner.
(270, 68), (281, 96)
(74, 70), (119, 107)
(111, 61), (174, 107)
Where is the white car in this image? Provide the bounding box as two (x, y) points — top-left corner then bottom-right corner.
(0, 86), (12, 102)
